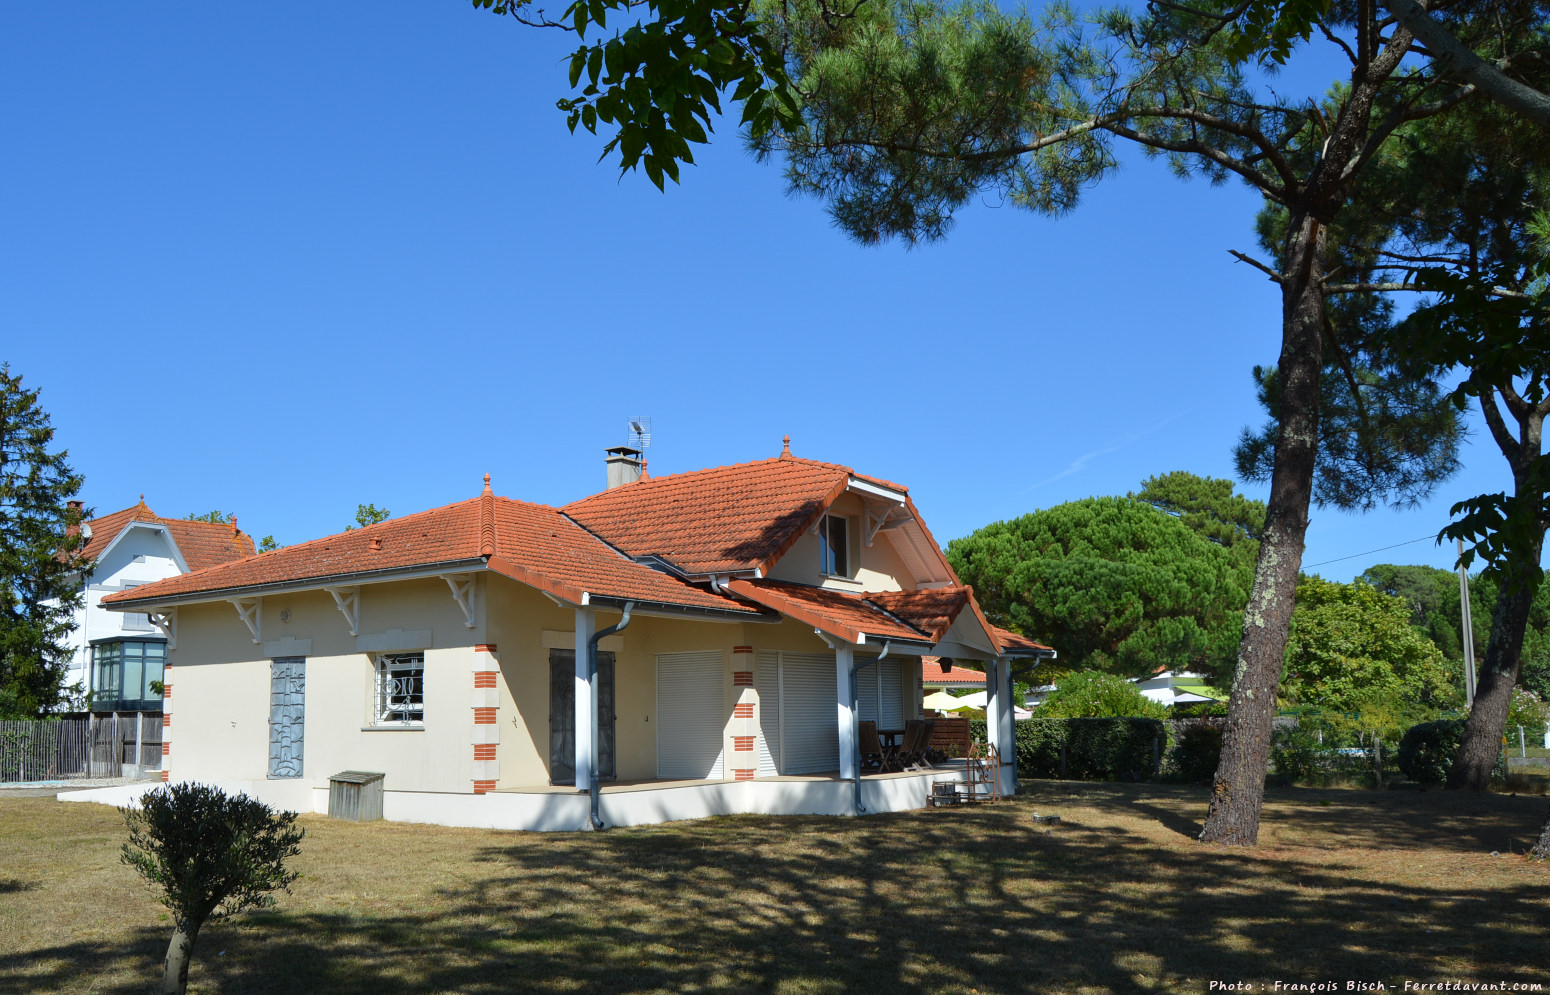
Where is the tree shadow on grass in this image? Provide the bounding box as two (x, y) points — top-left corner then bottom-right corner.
(9, 789), (1550, 994)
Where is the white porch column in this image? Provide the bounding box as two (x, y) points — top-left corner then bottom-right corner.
(574, 607), (595, 793)
(994, 656), (1016, 793)
(835, 644), (856, 781)
(984, 659), (1000, 760)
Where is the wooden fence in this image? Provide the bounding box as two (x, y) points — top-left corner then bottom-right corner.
(0, 712), (162, 782)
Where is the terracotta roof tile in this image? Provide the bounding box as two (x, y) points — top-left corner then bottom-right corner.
(991, 626), (1055, 656)
(73, 501), (256, 571)
(724, 579), (930, 645)
(564, 456), (904, 577)
(865, 588), (971, 643)
(922, 657), (987, 685)
(102, 491), (761, 615)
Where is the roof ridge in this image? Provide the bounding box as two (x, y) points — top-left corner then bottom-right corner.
(479, 474), (497, 557)
(564, 455), (846, 505)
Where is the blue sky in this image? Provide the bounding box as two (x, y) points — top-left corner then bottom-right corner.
(0, 4), (1521, 581)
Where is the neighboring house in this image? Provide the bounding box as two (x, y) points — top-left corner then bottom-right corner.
(1025, 668), (1222, 708)
(922, 657), (988, 691)
(62, 498), (257, 712)
(82, 444), (1054, 831)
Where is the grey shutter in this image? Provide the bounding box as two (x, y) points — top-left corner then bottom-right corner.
(879, 661), (905, 729)
(756, 650), (781, 776)
(857, 664), (879, 723)
(549, 651), (575, 785)
(656, 651), (725, 779)
(268, 658), (305, 779)
(779, 652), (837, 775)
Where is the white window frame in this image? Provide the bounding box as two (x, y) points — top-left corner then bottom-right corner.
(819, 514), (851, 578)
(374, 653), (425, 726)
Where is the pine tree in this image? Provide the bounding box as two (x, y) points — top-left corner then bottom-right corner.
(0, 365), (86, 717)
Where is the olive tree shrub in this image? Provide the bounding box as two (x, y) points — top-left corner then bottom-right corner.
(121, 783), (305, 995)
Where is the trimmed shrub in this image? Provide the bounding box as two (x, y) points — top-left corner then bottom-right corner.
(1168, 724), (1223, 783)
(1012, 717), (1165, 781)
(1398, 719), (1506, 784)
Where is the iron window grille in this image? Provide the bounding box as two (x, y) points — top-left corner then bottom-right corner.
(375, 653), (425, 725)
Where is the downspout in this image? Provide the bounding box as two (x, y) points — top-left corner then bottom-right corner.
(586, 601), (634, 830)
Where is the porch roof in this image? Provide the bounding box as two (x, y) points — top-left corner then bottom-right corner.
(725, 579), (933, 645)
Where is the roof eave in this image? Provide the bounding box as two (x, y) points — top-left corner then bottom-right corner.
(99, 557), (492, 611)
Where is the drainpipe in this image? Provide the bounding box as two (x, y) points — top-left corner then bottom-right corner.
(585, 601), (634, 830)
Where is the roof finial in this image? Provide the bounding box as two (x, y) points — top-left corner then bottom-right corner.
(482, 472), (492, 495)
(139, 493), (146, 504)
(639, 458), (650, 481)
(781, 434), (791, 457)
(230, 514), (239, 535)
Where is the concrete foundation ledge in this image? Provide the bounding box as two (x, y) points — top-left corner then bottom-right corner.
(55, 769), (970, 832)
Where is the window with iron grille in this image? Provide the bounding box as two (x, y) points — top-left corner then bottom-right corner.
(375, 653), (425, 725)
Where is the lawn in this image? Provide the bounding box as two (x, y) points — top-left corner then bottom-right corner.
(3, 783), (1548, 994)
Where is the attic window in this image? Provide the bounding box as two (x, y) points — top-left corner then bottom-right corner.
(819, 515), (849, 577)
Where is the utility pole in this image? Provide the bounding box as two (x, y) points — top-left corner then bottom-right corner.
(1458, 538), (1477, 708)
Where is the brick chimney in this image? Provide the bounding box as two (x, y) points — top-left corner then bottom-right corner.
(605, 446), (643, 489)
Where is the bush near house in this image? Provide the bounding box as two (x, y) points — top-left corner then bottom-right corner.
(1012, 717), (1165, 781)
(1399, 719), (1507, 785)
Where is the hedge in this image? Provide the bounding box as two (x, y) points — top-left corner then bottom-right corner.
(1001, 717), (1164, 781)
(1398, 719), (1506, 784)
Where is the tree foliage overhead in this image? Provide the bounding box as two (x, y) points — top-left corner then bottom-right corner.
(0, 366), (85, 718)
(947, 484), (1252, 681)
(476, 0), (801, 189)
(1282, 576), (1458, 716)
(345, 503), (390, 531)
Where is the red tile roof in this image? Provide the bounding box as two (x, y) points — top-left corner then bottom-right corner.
(991, 626), (1055, 657)
(564, 455), (904, 577)
(103, 487), (761, 615)
(725, 579), (932, 645)
(922, 657), (987, 685)
(865, 587), (971, 642)
(73, 500), (256, 571)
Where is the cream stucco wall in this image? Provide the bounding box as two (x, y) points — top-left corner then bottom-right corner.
(764, 492), (914, 594)
(166, 577), (487, 794)
(164, 570), (927, 797)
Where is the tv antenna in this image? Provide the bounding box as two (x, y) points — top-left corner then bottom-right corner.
(627, 416), (652, 454)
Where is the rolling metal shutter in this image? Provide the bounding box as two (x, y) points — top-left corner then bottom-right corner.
(656, 651), (726, 780)
(879, 661), (905, 729)
(756, 650), (781, 777)
(779, 652), (837, 775)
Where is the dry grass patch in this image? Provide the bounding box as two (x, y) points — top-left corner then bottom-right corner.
(2, 783), (1548, 994)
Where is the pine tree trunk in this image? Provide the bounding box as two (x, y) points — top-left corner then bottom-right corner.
(1446, 535), (1544, 790)
(162, 922), (200, 995)
(1447, 401), (1545, 792)
(1532, 803), (1550, 860)
(1199, 211), (1326, 846)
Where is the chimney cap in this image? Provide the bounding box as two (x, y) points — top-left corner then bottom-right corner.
(605, 445), (643, 458)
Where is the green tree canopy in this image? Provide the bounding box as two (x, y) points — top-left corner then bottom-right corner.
(345, 503), (390, 531)
(1282, 577), (1457, 717)
(184, 511), (231, 525)
(0, 366), (85, 717)
(1036, 669), (1166, 719)
(1131, 471), (1265, 562)
(948, 492), (1250, 682)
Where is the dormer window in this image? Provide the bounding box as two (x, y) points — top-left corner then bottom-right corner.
(819, 515), (849, 577)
